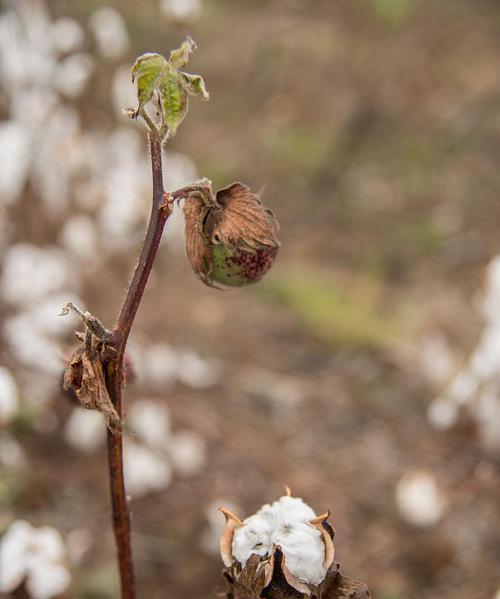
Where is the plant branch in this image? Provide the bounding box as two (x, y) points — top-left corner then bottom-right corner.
(105, 131), (171, 599)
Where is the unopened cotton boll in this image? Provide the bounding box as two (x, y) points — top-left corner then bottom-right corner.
(123, 441), (172, 497)
(0, 366), (19, 425)
(396, 470), (446, 527)
(89, 6), (129, 59)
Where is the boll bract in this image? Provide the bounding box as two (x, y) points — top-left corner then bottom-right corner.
(183, 180), (280, 288)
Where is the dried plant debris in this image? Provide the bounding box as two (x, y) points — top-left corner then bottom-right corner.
(61, 303), (120, 429)
(183, 179), (280, 288)
(219, 491), (369, 599)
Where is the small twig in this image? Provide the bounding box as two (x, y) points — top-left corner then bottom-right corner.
(104, 131), (172, 599)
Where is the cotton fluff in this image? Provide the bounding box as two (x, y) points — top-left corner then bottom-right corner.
(168, 430), (206, 476)
(0, 244), (79, 305)
(396, 470), (446, 527)
(50, 18), (85, 54)
(55, 53), (94, 98)
(160, 0), (202, 21)
(232, 496), (327, 586)
(128, 399), (171, 450)
(123, 441), (172, 497)
(0, 122), (31, 205)
(64, 408), (105, 453)
(0, 520), (71, 599)
(0, 366), (19, 425)
(89, 6), (128, 59)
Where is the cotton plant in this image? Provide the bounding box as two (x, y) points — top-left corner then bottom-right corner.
(0, 520), (71, 599)
(428, 255), (500, 451)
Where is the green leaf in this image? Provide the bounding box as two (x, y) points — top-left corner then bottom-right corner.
(131, 53), (166, 108)
(169, 36), (196, 69)
(128, 38), (208, 136)
(159, 66), (188, 134)
(179, 71), (209, 100)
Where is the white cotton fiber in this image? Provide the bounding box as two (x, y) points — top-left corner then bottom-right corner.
(232, 496), (327, 586)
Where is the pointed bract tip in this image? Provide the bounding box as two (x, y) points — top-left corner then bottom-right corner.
(284, 485), (292, 497)
(219, 507), (243, 526)
(310, 511), (330, 525)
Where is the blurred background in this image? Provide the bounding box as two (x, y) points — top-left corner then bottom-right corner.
(1, 0), (500, 598)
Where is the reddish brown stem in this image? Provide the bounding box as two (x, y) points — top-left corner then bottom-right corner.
(105, 132), (169, 599)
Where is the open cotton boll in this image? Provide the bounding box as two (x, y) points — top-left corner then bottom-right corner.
(64, 408), (105, 453)
(128, 399), (171, 450)
(0, 366), (19, 425)
(160, 0), (202, 21)
(50, 17), (85, 54)
(1, 243), (79, 305)
(0, 121), (31, 205)
(89, 6), (128, 59)
(232, 496), (327, 586)
(0, 435), (26, 469)
(3, 315), (63, 376)
(176, 350), (218, 388)
(142, 343), (178, 388)
(59, 215), (100, 263)
(123, 441), (172, 497)
(396, 470), (446, 527)
(55, 53), (94, 98)
(168, 430), (207, 476)
(0, 521), (71, 598)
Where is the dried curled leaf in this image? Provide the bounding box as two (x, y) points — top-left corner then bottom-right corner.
(61, 306), (119, 430)
(183, 181), (280, 287)
(130, 38), (209, 134)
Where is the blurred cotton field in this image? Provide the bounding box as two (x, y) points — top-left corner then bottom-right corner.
(1, 0), (500, 598)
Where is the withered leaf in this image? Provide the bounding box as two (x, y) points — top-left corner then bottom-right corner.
(63, 340), (120, 430)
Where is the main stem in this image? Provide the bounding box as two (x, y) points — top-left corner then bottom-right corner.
(105, 132), (169, 599)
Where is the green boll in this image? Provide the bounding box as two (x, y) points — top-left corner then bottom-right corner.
(183, 181), (280, 288)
